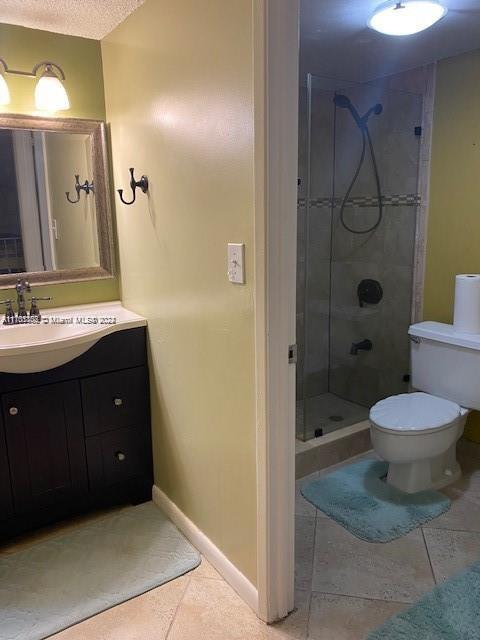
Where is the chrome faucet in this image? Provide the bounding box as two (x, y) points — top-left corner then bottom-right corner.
(0, 279), (51, 324)
(15, 278), (31, 319)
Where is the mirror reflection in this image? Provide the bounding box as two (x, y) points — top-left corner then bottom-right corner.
(0, 129), (100, 275)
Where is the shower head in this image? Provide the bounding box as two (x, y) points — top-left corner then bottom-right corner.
(334, 93), (383, 130)
(334, 94), (363, 129)
(362, 103), (383, 123)
(333, 94), (353, 110)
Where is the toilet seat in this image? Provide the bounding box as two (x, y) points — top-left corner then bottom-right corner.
(370, 392), (461, 434)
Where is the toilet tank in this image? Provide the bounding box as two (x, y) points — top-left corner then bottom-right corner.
(409, 321), (480, 409)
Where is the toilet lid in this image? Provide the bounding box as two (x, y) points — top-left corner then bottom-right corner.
(370, 392), (460, 432)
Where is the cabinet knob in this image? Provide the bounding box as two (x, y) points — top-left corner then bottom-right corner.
(113, 397), (123, 407)
(115, 451), (126, 462)
(9, 407), (18, 416)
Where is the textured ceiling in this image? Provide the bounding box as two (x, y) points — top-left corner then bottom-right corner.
(0, 0), (146, 39)
(301, 0), (480, 82)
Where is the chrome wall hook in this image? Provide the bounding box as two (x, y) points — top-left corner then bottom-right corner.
(66, 174), (94, 204)
(117, 168), (148, 205)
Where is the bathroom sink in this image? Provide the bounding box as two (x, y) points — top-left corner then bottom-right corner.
(0, 301), (146, 374)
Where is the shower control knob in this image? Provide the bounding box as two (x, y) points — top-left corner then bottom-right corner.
(9, 407), (18, 416)
(115, 451), (126, 462)
(113, 397), (123, 407)
(357, 279), (383, 307)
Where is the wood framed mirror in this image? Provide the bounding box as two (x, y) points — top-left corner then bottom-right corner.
(0, 114), (115, 286)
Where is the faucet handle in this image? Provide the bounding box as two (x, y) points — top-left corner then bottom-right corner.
(0, 299), (15, 324)
(29, 296), (52, 320)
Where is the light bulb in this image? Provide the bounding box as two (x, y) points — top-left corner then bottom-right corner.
(35, 67), (70, 111)
(368, 1), (447, 36)
(0, 73), (10, 106)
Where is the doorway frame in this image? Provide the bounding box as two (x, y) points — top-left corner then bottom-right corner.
(254, 0), (300, 623)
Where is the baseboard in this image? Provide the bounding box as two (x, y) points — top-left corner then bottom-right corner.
(152, 484), (259, 614)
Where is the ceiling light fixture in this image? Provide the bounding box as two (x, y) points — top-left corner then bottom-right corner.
(0, 58), (70, 112)
(368, 1), (447, 36)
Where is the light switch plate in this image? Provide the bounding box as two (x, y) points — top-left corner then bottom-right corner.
(227, 243), (245, 284)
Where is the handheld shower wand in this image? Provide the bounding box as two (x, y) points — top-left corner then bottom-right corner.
(333, 93), (384, 234)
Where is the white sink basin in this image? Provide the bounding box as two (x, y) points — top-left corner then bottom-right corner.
(0, 301), (146, 374)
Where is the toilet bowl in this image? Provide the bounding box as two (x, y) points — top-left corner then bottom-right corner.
(369, 320), (480, 494)
(370, 392), (469, 493)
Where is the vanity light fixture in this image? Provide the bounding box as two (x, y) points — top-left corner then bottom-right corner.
(0, 59), (70, 111)
(368, 1), (447, 36)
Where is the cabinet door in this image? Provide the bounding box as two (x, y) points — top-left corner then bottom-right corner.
(3, 381), (88, 515)
(0, 415), (13, 521)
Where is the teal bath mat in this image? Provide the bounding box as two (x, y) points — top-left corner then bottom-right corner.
(368, 562), (480, 639)
(0, 502), (200, 640)
(301, 459), (450, 542)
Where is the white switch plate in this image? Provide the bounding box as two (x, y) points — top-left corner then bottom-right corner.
(227, 243), (245, 284)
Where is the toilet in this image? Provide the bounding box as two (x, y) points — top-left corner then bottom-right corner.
(369, 321), (480, 494)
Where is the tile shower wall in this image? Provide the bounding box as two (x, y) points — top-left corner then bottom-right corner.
(297, 68), (430, 440)
(330, 82), (422, 408)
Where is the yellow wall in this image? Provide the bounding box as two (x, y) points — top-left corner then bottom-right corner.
(45, 133), (100, 270)
(0, 23), (118, 305)
(424, 49), (480, 322)
(102, 0), (258, 583)
(424, 49), (480, 437)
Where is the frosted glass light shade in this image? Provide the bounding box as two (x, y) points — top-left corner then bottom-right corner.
(0, 73), (10, 106)
(35, 71), (70, 111)
(368, 1), (447, 36)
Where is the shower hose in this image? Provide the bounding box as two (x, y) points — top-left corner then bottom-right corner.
(339, 126), (383, 235)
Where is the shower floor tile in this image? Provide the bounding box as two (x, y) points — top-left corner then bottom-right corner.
(297, 392), (369, 441)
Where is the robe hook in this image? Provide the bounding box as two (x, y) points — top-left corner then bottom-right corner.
(65, 174), (94, 204)
(117, 167), (149, 205)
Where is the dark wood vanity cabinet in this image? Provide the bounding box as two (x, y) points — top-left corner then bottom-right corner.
(0, 418), (13, 520)
(3, 381), (88, 515)
(0, 327), (153, 539)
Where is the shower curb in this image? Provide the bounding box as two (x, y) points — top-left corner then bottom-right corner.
(295, 420), (372, 479)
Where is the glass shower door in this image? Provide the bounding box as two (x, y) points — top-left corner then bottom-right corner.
(296, 73), (423, 442)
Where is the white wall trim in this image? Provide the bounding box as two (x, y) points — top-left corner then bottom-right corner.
(253, 0), (300, 624)
(152, 484), (258, 614)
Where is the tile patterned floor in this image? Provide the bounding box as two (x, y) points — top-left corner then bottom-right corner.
(295, 439), (480, 639)
(1, 439), (479, 639)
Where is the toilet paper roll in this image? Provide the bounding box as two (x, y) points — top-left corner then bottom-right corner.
(453, 274), (480, 334)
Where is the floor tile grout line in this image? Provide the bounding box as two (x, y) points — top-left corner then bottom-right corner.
(420, 527), (438, 585)
(304, 589), (313, 640)
(422, 525), (480, 535)
(309, 589), (413, 606)
(310, 508), (318, 595)
(164, 570), (193, 639)
(304, 513), (319, 640)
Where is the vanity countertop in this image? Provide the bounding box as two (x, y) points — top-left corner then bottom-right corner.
(0, 301), (147, 373)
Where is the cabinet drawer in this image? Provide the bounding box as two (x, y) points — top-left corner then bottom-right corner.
(81, 367), (148, 436)
(86, 426), (150, 490)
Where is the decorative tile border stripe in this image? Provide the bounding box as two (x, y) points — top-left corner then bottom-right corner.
(298, 194), (421, 209)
